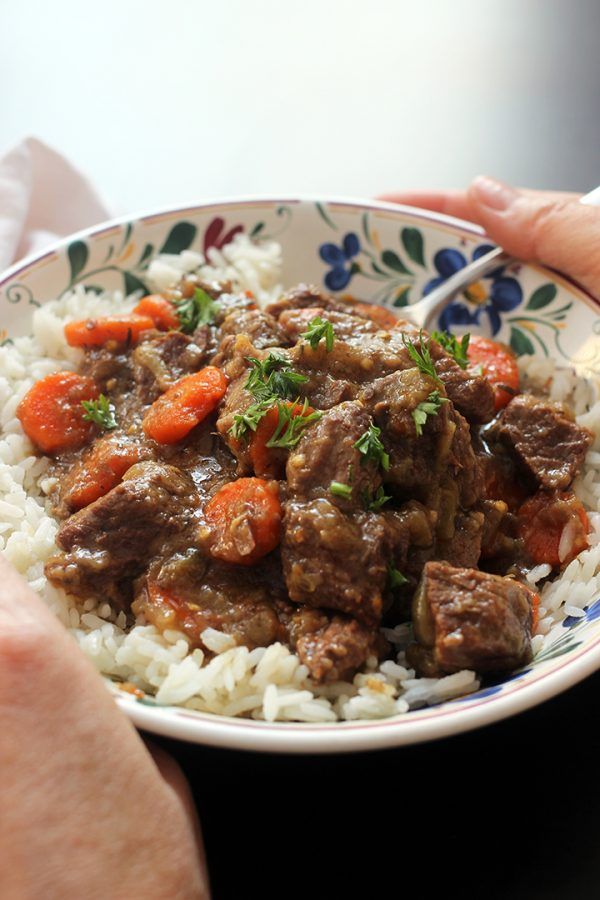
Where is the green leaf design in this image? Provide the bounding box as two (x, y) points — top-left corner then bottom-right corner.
(315, 202), (337, 230)
(159, 221), (197, 255)
(509, 326), (535, 356)
(250, 222), (265, 237)
(137, 243), (154, 268)
(381, 249), (412, 275)
(526, 283), (557, 310)
(535, 641), (582, 663)
(401, 227), (425, 267)
(362, 212), (373, 246)
(86, 285), (106, 294)
(118, 222), (133, 254)
(393, 287), (411, 307)
(123, 271), (150, 296)
(68, 240), (89, 284)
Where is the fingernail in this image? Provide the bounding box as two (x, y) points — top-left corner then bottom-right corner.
(471, 176), (518, 211)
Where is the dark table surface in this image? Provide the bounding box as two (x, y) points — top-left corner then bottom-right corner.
(153, 668), (600, 900)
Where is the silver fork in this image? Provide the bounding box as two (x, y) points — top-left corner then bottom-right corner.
(400, 186), (600, 331)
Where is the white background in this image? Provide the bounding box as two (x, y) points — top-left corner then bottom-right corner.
(1, 0), (599, 214)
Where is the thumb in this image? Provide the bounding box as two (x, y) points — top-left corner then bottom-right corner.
(466, 176), (600, 300)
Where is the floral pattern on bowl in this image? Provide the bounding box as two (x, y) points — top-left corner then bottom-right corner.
(1, 196), (600, 753)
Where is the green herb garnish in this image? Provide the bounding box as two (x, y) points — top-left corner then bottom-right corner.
(431, 330), (470, 370)
(265, 400), (322, 449)
(388, 564), (408, 589)
(354, 424), (390, 472)
(330, 481), (353, 500)
(362, 485), (391, 511)
(228, 400), (272, 441)
(402, 332), (442, 385)
(174, 287), (220, 333)
(81, 394), (117, 430)
(412, 390), (448, 436)
(245, 353), (308, 401)
(301, 316), (335, 352)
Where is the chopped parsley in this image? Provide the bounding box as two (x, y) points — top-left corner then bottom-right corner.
(228, 400), (271, 441)
(412, 390), (448, 436)
(431, 330), (470, 370)
(265, 400), (322, 449)
(330, 480), (353, 500)
(174, 287), (220, 333)
(245, 353), (308, 402)
(301, 316), (335, 351)
(362, 485), (391, 512)
(81, 394), (117, 430)
(354, 424), (390, 472)
(402, 332), (442, 385)
(388, 564), (408, 589)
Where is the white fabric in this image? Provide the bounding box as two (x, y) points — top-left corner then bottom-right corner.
(0, 137), (110, 271)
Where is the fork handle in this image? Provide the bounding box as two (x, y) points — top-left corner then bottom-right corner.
(409, 246), (510, 330)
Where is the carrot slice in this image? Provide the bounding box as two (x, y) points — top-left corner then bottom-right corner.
(17, 371), (99, 454)
(517, 490), (590, 568)
(203, 477), (282, 565)
(142, 366), (228, 444)
(64, 314), (155, 347)
(467, 335), (519, 410)
(66, 441), (143, 510)
(249, 401), (316, 478)
(531, 593), (541, 633)
(133, 295), (180, 331)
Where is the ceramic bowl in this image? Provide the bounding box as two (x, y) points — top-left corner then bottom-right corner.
(2, 196), (600, 753)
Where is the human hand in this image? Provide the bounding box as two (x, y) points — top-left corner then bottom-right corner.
(379, 176), (600, 300)
(0, 555), (209, 900)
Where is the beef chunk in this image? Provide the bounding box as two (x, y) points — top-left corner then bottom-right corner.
(286, 401), (381, 507)
(291, 611), (383, 683)
(408, 561), (534, 676)
(133, 552), (285, 650)
(492, 394), (593, 489)
(431, 350), (495, 424)
(266, 284), (348, 319)
(290, 329), (414, 385)
(360, 368), (483, 508)
(80, 345), (134, 396)
(281, 498), (387, 625)
(46, 462), (196, 604)
(133, 330), (205, 403)
(219, 309), (288, 349)
(435, 509), (485, 568)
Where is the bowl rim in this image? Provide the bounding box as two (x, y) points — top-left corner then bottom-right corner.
(2, 193), (600, 753)
(119, 628), (600, 753)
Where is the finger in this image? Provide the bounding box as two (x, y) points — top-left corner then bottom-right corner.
(376, 190), (474, 221)
(146, 741), (208, 866)
(376, 188), (584, 223)
(466, 176), (600, 298)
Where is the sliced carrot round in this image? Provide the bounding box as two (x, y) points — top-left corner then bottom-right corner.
(17, 371), (99, 454)
(203, 477), (282, 565)
(64, 314), (155, 348)
(133, 295), (180, 331)
(517, 490), (590, 568)
(467, 335), (519, 411)
(66, 441), (143, 510)
(531, 592), (541, 633)
(142, 366), (228, 444)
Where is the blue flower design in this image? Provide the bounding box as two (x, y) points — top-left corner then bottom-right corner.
(424, 244), (522, 336)
(319, 232), (360, 291)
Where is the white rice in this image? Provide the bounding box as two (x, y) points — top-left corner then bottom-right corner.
(1, 234), (599, 722)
